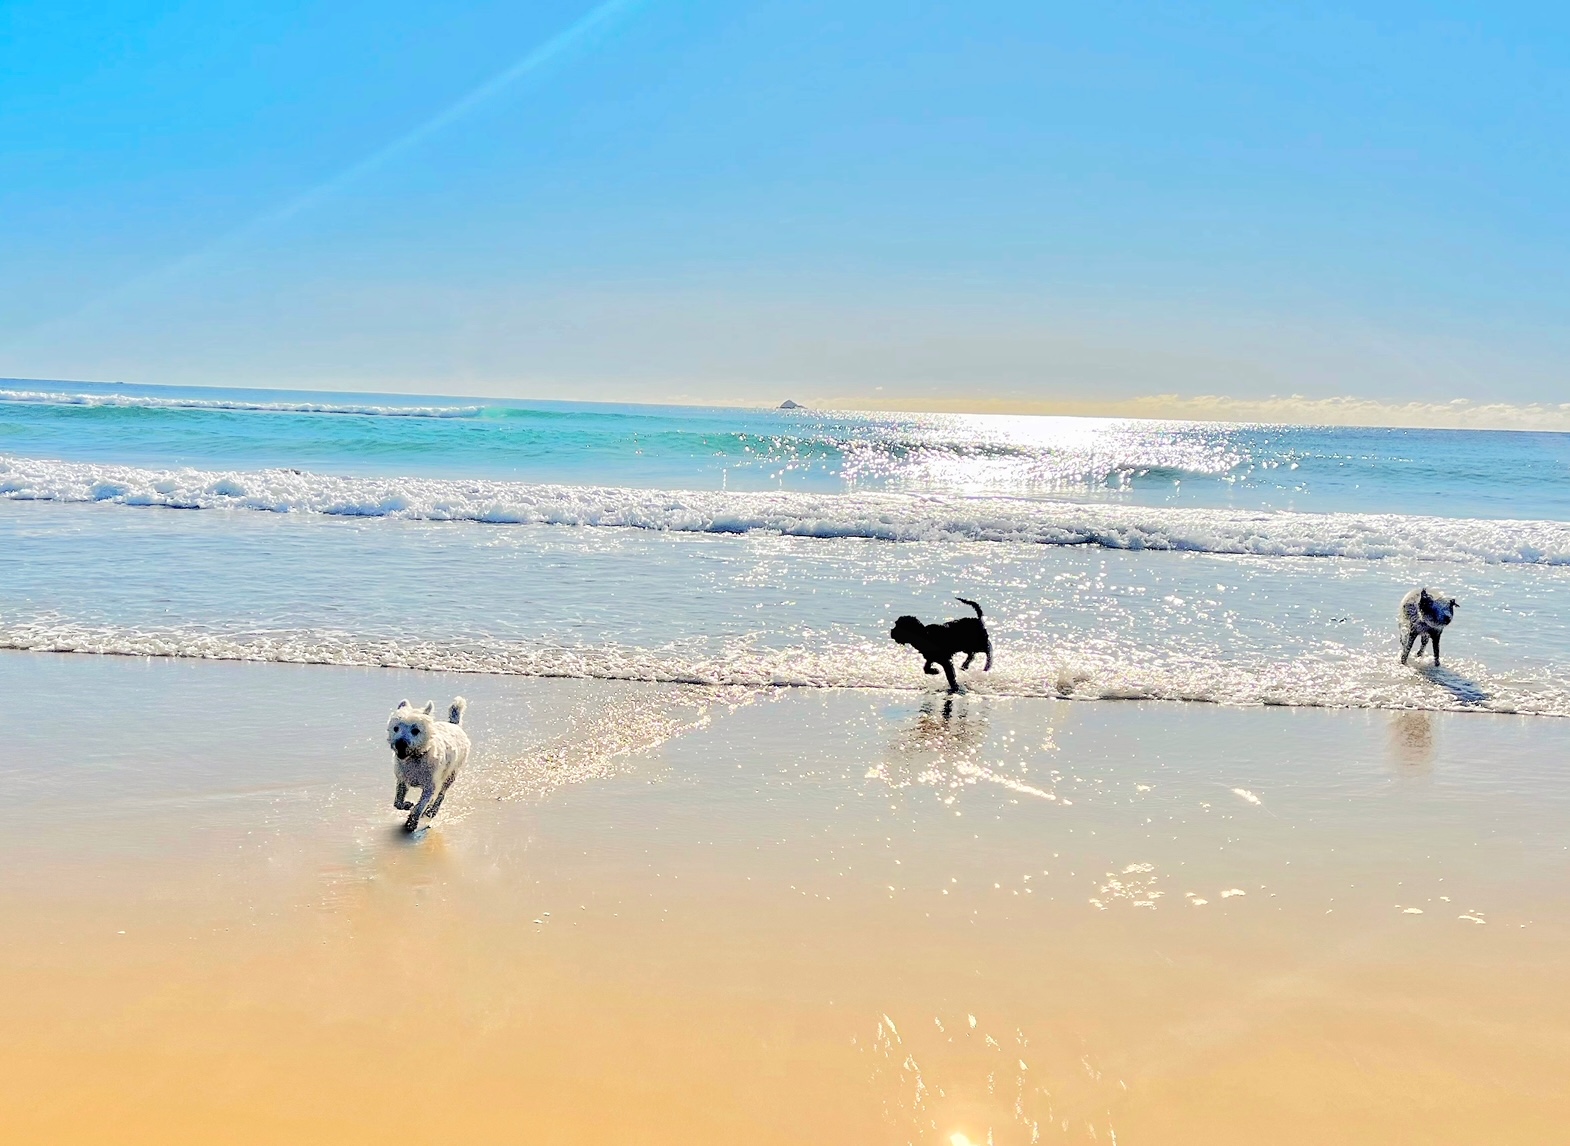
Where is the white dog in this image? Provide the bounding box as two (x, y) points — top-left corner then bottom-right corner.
(1398, 588), (1458, 666)
(387, 697), (470, 832)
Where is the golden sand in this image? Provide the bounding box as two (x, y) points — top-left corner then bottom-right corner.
(2, 653), (1568, 1144)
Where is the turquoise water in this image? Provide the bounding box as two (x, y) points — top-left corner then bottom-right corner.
(6, 378), (1570, 516)
(4, 378), (1569, 714)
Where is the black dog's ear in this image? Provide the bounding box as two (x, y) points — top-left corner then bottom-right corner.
(1449, 598), (1459, 609)
(1418, 587), (1431, 601)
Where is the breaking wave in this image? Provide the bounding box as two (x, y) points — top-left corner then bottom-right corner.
(0, 388), (482, 418)
(2, 453), (1568, 564)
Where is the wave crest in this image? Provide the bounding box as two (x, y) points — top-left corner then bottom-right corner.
(3, 453), (1568, 564)
(0, 388), (482, 419)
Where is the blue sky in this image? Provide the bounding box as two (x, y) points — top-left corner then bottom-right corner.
(3, 1), (1569, 416)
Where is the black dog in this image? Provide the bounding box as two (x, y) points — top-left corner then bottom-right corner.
(890, 597), (993, 693)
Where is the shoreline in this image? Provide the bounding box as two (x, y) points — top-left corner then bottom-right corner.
(3, 644), (1565, 719)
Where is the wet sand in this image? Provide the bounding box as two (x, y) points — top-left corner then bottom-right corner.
(3, 650), (1569, 1144)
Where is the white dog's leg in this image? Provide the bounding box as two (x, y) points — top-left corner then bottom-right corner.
(393, 780), (411, 811)
(1400, 631), (1415, 665)
(425, 775), (457, 821)
(404, 787), (433, 832)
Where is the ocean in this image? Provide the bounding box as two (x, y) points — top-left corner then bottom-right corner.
(4, 378), (1569, 715)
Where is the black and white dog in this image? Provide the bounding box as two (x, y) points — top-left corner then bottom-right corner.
(890, 597), (993, 693)
(1398, 588), (1459, 666)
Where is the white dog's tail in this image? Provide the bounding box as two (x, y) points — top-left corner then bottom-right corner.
(448, 697), (467, 725)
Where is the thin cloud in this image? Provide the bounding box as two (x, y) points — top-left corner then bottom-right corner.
(262, 0), (647, 231)
(808, 392), (1570, 431)
(9, 0), (648, 346)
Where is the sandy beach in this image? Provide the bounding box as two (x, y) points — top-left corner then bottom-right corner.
(4, 649), (1568, 1144)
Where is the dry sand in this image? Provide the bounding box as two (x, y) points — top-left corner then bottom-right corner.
(2, 650), (1568, 1144)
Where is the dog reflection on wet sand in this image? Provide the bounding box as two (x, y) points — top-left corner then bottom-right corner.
(1388, 710), (1436, 769)
(889, 694), (988, 759)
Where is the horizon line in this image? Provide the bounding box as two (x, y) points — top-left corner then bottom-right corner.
(4, 375), (1570, 432)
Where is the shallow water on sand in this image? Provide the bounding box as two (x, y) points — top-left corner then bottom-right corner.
(4, 652), (1568, 1144)
(5, 498), (1569, 715)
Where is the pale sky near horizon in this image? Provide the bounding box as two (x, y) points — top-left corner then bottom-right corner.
(3, 1), (1570, 419)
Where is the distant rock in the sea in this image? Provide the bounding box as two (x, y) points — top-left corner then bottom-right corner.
(778, 399), (803, 409)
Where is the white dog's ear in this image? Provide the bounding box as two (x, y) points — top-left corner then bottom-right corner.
(422, 701), (435, 715)
(396, 699), (411, 710)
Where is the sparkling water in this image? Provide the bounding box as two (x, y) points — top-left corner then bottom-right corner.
(4, 379), (1568, 714)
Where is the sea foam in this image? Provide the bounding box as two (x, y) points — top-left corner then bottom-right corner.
(2, 453), (1568, 564)
(0, 389), (482, 418)
(2, 618), (1563, 716)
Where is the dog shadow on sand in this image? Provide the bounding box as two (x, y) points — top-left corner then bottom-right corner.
(1414, 663), (1490, 706)
(391, 822), (440, 846)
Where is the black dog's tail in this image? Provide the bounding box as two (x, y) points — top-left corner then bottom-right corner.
(955, 596), (984, 619)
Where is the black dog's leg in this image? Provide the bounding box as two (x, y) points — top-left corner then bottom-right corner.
(393, 780), (411, 811)
(961, 652), (976, 670)
(983, 637), (993, 670)
(923, 661), (940, 675)
(1431, 629), (1441, 666)
(942, 658), (959, 693)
